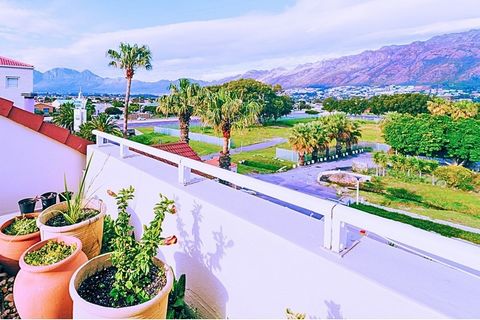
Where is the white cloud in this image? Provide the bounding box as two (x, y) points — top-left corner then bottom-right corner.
(5, 0), (480, 81)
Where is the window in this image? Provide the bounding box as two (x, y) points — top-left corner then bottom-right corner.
(6, 77), (19, 88)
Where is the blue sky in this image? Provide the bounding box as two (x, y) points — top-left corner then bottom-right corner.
(2, 0), (480, 81)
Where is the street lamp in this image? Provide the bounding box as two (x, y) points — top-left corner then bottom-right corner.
(355, 176), (362, 204)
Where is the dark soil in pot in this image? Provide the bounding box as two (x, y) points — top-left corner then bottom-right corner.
(40, 192), (57, 210)
(77, 265), (166, 308)
(18, 198), (37, 214)
(45, 208), (100, 227)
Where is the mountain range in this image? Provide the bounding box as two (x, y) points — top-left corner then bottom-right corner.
(33, 29), (480, 94)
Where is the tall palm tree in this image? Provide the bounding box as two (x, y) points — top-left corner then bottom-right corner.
(343, 120), (362, 154)
(198, 89), (260, 170)
(52, 102), (75, 132)
(78, 113), (122, 142)
(289, 123), (314, 166)
(157, 79), (203, 144)
(107, 43), (152, 136)
(308, 122), (328, 162)
(322, 114), (348, 156)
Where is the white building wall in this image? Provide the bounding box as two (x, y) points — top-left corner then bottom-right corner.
(86, 144), (480, 319)
(0, 66), (34, 109)
(0, 117), (85, 215)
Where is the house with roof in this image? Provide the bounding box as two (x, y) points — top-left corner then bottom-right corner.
(34, 102), (55, 115)
(0, 56), (35, 112)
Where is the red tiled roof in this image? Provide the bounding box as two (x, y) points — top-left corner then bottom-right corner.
(205, 157), (238, 169)
(0, 97), (92, 154)
(0, 56), (34, 68)
(153, 142), (202, 161)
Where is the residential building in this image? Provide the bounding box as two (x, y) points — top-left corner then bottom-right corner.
(34, 102), (54, 115)
(0, 56), (35, 112)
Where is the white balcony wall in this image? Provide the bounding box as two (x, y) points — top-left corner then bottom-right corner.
(86, 144), (480, 318)
(0, 117), (85, 215)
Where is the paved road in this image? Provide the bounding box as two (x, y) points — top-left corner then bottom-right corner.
(125, 118), (202, 128)
(250, 152), (374, 201)
(200, 137), (288, 161)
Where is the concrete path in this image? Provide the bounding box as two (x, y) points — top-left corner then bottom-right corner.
(200, 137), (287, 161)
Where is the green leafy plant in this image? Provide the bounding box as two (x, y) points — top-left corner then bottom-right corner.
(57, 154), (98, 225)
(108, 186), (177, 306)
(167, 274), (197, 319)
(100, 215), (116, 254)
(286, 308), (306, 319)
(2, 216), (39, 236)
(24, 240), (76, 266)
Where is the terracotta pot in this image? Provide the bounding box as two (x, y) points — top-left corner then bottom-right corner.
(70, 253), (174, 319)
(0, 213), (41, 275)
(37, 199), (106, 259)
(13, 235), (88, 319)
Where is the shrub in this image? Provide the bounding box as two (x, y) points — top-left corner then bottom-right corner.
(104, 107), (123, 115)
(360, 177), (385, 193)
(386, 187), (423, 202)
(24, 240), (76, 266)
(434, 165), (475, 190)
(305, 109), (319, 115)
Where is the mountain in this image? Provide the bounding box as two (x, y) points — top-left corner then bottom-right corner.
(33, 68), (209, 95)
(223, 29), (480, 88)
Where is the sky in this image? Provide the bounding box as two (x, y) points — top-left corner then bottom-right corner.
(2, 0), (480, 81)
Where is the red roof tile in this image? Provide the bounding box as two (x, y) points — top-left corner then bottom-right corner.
(153, 142), (202, 161)
(0, 56), (33, 68)
(0, 97), (92, 154)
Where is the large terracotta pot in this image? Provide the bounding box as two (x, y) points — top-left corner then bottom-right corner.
(13, 235), (88, 319)
(0, 213), (41, 275)
(37, 199), (106, 259)
(69, 253), (174, 319)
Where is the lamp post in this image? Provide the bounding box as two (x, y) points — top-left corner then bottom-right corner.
(355, 176), (361, 204)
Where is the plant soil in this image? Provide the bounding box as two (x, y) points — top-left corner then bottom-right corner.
(77, 265), (166, 308)
(45, 208), (99, 227)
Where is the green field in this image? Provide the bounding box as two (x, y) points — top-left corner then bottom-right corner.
(352, 203), (480, 245)
(231, 147), (295, 174)
(360, 176), (480, 229)
(130, 132), (219, 156)
(357, 121), (384, 143)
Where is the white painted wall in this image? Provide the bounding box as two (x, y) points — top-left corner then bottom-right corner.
(0, 66), (33, 110)
(0, 117), (85, 215)
(86, 144), (480, 319)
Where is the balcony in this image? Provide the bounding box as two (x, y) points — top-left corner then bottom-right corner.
(1, 129), (480, 318)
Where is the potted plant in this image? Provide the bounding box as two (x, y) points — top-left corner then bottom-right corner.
(18, 197), (38, 213)
(37, 156), (106, 259)
(40, 192), (57, 210)
(0, 213), (41, 274)
(69, 186), (176, 318)
(13, 236), (88, 319)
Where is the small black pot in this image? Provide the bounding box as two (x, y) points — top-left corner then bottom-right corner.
(18, 198), (37, 214)
(40, 192), (57, 210)
(59, 191), (73, 202)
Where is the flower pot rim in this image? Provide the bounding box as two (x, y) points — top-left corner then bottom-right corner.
(18, 235), (83, 273)
(18, 198), (37, 204)
(0, 213), (40, 242)
(69, 252), (174, 314)
(37, 199), (106, 232)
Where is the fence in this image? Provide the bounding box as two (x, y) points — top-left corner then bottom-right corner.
(358, 142), (390, 152)
(92, 130), (480, 273)
(154, 126), (231, 147)
(276, 146), (365, 163)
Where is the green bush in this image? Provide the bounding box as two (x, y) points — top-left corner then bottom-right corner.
(434, 165), (476, 191)
(305, 109), (319, 115)
(360, 177), (385, 193)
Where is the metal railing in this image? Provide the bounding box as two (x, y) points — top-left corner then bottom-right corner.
(92, 130), (480, 273)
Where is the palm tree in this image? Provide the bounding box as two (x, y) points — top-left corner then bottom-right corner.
(157, 79), (203, 144)
(343, 120), (362, 154)
(107, 43), (152, 136)
(78, 113), (122, 142)
(308, 122), (328, 162)
(52, 102), (74, 132)
(198, 89), (260, 170)
(289, 123), (314, 166)
(322, 114), (348, 156)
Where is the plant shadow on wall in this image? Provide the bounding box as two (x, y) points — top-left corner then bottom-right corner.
(174, 201), (233, 318)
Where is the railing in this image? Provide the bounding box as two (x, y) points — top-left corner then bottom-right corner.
(93, 130), (480, 273)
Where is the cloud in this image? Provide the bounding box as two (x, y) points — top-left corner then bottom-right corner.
(5, 0), (480, 81)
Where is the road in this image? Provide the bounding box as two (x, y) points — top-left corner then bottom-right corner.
(200, 137), (288, 161)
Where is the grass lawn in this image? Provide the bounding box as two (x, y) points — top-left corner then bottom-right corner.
(360, 176), (480, 229)
(129, 132), (219, 156)
(136, 127), (154, 134)
(355, 120), (384, 143)
(231, 147), (295, 175)
(352, 203), (480, 245)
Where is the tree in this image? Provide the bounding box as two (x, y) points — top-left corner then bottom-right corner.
(86, 99), (96, 120)
(105, 107), (123, 115)
(210, 79), (293, 124)
(342, 120), (362, 153)
(52, 102), (74, 131)
(198, 89), (261, 169)
(320, 114), (349, 156)
(157, 79), (204, 144)
(308, 122), (329, 162)
(78, 113), (122, 142)
(289, 123), (314, 166)
(427, 98), (479, 120)
(107, 43), (152, 136)
(445, 118), (480, 165)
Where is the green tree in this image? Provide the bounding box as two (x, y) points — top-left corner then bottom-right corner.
(289, 123), (314, 166)
(105, 107), (123, 115)
(107, 43), (152, 136)
(78, 113), (122, 142)
(198, 89), (261, 169)
(428, 98), (479, 120)
(445, 118), (480, 165)
(52, 102), (74, 131)
(157, 79), (204, 144)
(308, 122), (329, 162)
